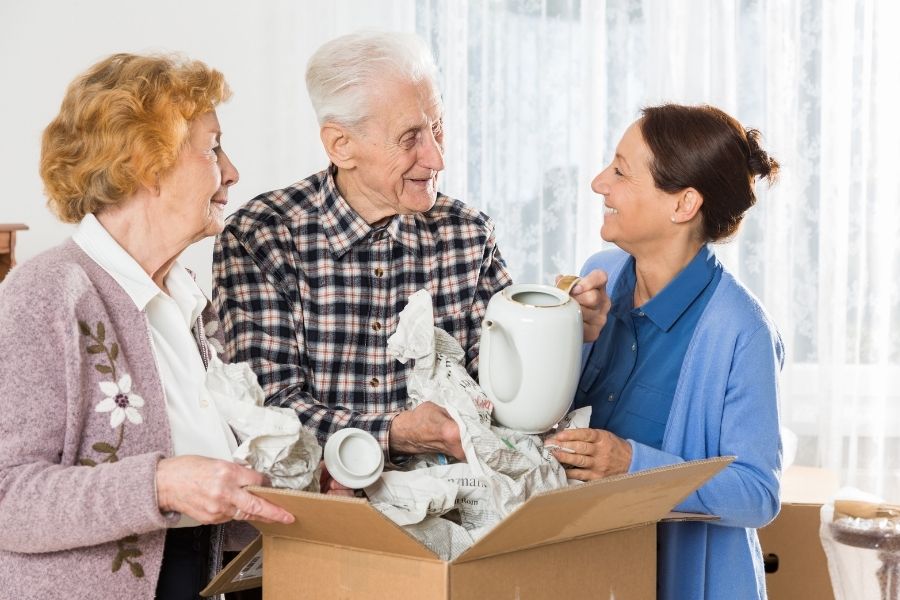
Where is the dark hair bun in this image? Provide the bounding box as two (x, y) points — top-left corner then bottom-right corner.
(745, 128), (780, 185)
(639, 103), (780, 242)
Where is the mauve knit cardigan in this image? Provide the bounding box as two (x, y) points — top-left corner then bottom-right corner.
(0, 239), (246, 599)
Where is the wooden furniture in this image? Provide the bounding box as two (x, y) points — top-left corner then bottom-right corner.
(0, 223), (28, 282)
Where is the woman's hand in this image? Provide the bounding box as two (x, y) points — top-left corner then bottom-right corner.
(546, 427), (633, 481)
(155, 455), (294, 524)
(561, 270), (612, 343)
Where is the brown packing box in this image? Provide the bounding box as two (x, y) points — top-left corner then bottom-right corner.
(758, 465), (840, 600)
(204, 456), (731, 599)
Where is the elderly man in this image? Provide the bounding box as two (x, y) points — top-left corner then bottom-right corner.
(213, 31), (609, 482)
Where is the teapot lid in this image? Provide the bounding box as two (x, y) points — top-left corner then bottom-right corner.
(503, 283), (572, 308)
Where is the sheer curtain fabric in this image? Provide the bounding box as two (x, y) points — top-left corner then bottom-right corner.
(416, 0), (900, 500)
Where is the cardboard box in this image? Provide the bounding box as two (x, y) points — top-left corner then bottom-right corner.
(758, 465), (840, 600)
(205, 457), (730, 599)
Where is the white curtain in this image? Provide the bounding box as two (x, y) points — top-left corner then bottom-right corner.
(417, 0), (900, 500)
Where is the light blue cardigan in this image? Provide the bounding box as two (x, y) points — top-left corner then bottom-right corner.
(581, 248), (783, 600)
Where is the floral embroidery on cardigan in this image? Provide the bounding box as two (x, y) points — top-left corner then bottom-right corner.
(113, 535), (145, 578)
(96, 374), (144, 428)
(76, 320), (146, 578)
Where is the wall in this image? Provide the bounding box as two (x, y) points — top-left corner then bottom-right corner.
(0, 0), (415, 294)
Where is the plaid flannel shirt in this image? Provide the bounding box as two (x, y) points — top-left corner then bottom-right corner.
(212, 167), (512, 456)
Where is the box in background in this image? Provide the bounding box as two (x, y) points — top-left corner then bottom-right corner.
(759, 465), (840, 600)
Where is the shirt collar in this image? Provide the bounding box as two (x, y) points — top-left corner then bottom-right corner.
(165, 264), (208, 327)
(638, 245), (720, 332)
(73, 213), (160, 311)
(72, 213), (206, 323)
(316, 166), (421, 258)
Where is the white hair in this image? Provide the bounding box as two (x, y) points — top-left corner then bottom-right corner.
(305, 31), (440, 128)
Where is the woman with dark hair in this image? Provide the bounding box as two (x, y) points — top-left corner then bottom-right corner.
(547, 104), (783, 599)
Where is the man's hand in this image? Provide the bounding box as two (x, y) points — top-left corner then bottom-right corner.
(559, 269), (610, 343)
(388, 401), (465, 461)
(320, 464), (357, 496)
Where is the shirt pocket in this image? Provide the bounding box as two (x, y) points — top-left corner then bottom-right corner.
(626, 382), (674, 425)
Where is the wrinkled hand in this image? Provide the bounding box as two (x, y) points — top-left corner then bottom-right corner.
(388, 401), (465, 461)
(545, 427), (632, 481)
(320, 464), (356, 497)
(559, 270), (610, 343)
(155, 455), (294, 524)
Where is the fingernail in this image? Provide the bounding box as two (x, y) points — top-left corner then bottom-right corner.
(283, 514), (295, 524)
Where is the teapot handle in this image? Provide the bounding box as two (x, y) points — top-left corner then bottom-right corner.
(479, 319), (521, 403)
(479, 320), (498, 402)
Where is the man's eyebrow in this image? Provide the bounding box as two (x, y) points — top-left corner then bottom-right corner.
(398, 119), (430, 136)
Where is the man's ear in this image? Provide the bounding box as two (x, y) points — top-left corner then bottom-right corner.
(673, 188), (703, 223)
(320, 123), (356, 169)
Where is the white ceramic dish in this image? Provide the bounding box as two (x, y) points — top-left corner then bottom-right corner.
(323, 427), (385, 489)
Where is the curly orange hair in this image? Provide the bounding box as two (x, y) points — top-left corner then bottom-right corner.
(40, 53), (231, 223)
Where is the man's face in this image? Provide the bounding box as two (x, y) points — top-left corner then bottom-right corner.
(345, 78), (445, 221)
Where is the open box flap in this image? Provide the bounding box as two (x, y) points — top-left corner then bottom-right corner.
(244, 456), (732, 564)
(201, 536), (263, 597)
(246, 487), (437, 560)
(454, 456), (733, 563)
(662, 511), (720, 522)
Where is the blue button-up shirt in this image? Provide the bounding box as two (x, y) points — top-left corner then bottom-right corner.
(575, 245), (722, 449)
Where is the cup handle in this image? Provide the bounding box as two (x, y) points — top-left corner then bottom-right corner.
(556, 275), (581, 296)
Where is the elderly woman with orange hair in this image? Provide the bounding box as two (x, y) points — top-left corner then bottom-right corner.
(0, 53), (293, 599)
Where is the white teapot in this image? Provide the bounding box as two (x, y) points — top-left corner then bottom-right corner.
(478, 281), (583, 433)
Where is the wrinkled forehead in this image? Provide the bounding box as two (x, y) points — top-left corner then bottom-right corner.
(365, 77), (443, 129)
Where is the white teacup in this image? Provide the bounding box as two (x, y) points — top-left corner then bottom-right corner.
(323, 428), (384, 489)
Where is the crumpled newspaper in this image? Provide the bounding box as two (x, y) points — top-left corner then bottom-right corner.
(363, 469), (458, 526)
(368, 290), (570, 559)
(205, 351), (321, 491)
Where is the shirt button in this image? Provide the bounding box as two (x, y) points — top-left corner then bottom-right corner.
(372, 321), (382, 331)
(374, 267), (384, 277)
(638, 311), (645, 317)
(607, 393), (615, 402)
(370, 378), (380, 387)
(631, 343), (636, 352)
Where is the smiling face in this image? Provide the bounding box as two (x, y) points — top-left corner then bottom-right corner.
(591, 121), (682, 255)
(157, 110), (239, 244)
(337, 78), (445, 223)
